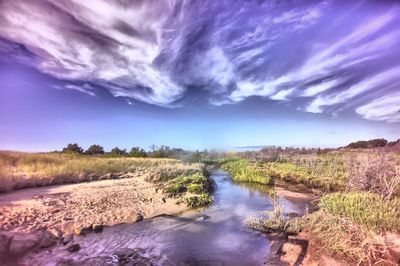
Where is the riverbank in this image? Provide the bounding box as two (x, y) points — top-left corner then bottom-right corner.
(218, 154), (400, 265)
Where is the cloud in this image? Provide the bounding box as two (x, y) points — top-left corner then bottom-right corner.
(54, 83), (97, 97)
(305, 66), (400, 113)
(356, 91), (400, 123)
(0, 0), (399, 123)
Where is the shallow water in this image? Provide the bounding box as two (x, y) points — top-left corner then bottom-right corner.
(27, 170), (314, 266)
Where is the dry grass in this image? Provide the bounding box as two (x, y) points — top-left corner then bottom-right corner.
(0, 151), (202, 192)
(305, 211), (398, 265)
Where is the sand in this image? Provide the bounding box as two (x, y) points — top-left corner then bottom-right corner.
(0, 174), (189, 235)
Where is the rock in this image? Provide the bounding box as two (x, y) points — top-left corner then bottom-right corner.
(9, 232), (40, 255)
(133, 214), (144, 222)
(92, 224), (103, 233)
(197, 215), (210, 221)
(74, 226), (92, 236)
(61, 235), (73, 245)
(39, 237), (57, 248)
(0, 233), (12, 258)
(50, 228), (63, 238)
(67, 243), (80, 252)
(161, 197), (166, 203)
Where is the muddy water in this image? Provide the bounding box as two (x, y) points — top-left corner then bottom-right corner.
(26, 170), (315, 266)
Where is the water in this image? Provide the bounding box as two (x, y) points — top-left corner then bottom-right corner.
(27, 170), (314, 265)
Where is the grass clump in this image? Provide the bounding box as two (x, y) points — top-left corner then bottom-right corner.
(163, 172), (213, 207)
(319, 192), (400, 232)
(221, 159), (273, 185)
(245, 203), (304, 235)
(183, 193), (213, 208)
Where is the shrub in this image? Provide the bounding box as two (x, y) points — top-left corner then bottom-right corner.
(345, 153), (400, 199)
(110, 147), (127, 156)
(129, 147), (147, 158)
(183, 194), (213, 207)
(85, 145), (105, 155)
(62, 143), (83, 154)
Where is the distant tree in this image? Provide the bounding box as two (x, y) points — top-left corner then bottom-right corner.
(85, 144), (105, 155)
(387, 139), (400, 147)
(110, 147), (127, 156)
(346, 138), (388, 149)
(129, 147), (147, 158)
(62, 143), (83, 154)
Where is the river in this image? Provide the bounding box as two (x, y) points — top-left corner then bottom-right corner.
(26, 170), (315, 265)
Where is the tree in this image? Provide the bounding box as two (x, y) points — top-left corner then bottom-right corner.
(110, 147), (127, 156)
(129, 147), (147, 157)
(62, 143), (83, 154)
(85, 144), (105, 155)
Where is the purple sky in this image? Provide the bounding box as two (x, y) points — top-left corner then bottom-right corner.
(0, 0), (399, 151)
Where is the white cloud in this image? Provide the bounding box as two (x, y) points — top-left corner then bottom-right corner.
(270, 88), (294, 101)
(356, 92), (400, 122)
(301, 79), (339, 97)
(306, 66), (400, 113)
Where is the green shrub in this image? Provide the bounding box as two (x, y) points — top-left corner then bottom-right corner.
(183, 193), (213, 207)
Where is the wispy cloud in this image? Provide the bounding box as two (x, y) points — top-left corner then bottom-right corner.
(356, 91), (400, 123)
(0, 0), (399, 123)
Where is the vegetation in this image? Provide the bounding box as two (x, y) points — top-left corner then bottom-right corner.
(129, 147), (147, 158)
(163, 172), (213, 207)
(0, 151), (201, 192)
(245, 202), (304, 235)
(319, 192), (400, 232)
(304, 211), (397, 265)
(346, 138), (388, 149)
(220, 158), (273, 185)
(85, 144), (105, 155)
(62, 143), (83, 154)
(224, 142), (400, 265)
(110, 147), (127, 156)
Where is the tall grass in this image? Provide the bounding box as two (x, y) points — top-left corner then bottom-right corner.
(0, 151), (202, 192)
(221, 159), (273, 185)
(319, 192), (400, 232)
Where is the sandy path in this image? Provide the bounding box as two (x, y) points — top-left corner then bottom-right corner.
(0, 174), (188, 235)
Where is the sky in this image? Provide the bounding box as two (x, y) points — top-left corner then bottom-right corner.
(0, 0), (399, 152)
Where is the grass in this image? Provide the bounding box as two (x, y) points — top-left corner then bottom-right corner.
(0, 151), (203, 192)
(304, 211), (396, 265)
(163, 172), (214, 207)
(244, 202), (304, 235)
(318, 192), (400, 232)
(220, 159), (273, 185)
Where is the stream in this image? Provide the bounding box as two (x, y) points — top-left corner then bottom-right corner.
(26, 170), (315, 265)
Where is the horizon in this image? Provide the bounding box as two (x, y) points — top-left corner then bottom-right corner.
(1, 0), (400, 152)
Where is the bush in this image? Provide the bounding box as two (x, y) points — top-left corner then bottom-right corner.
(85, 145), (105, 155)
(110, 147), (127, 156)
(183, 194), (213, 207)
(62, 143), (83, 154)
(345, 153), (400, 199)
(129, 147), (147, 158)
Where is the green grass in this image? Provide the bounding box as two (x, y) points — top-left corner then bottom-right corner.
(163, 172), (214, 207)
(221, 159), (273, 185)
(319, 192), (400, 232)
